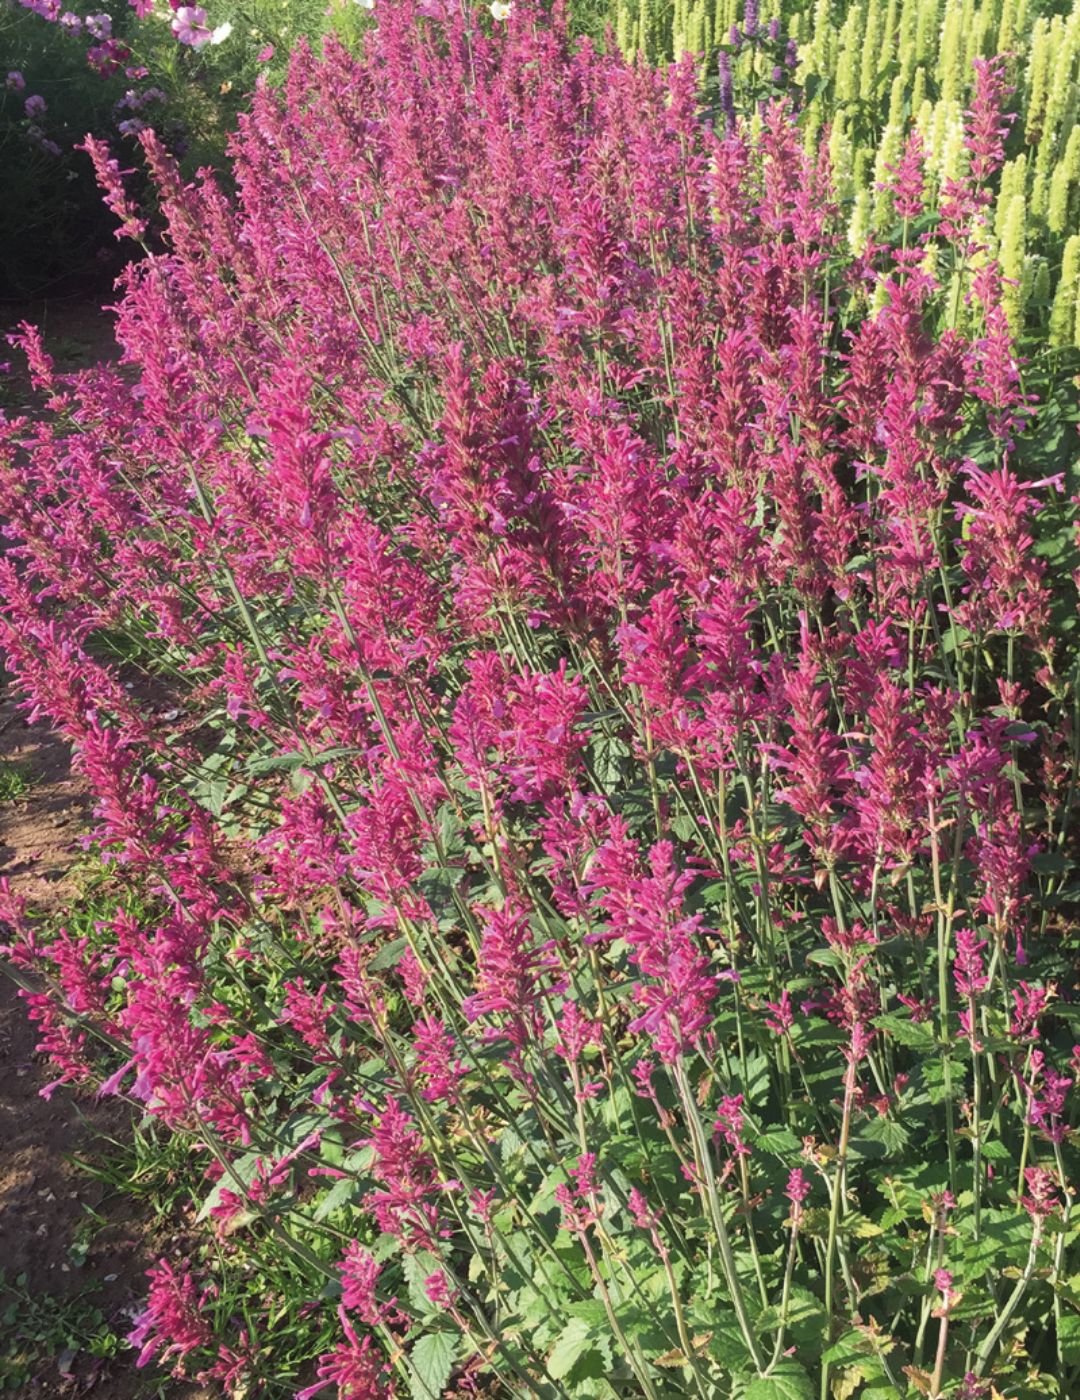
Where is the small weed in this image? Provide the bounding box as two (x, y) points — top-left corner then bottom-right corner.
(0, 760), (31, 804)
(0, 1271), (121, 1393)
(74, 1116), (202, 1226)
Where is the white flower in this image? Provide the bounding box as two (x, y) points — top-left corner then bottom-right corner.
(490, 0), (510, 17)
(353, 0), (376, 9)
(210, 20), (233, 43)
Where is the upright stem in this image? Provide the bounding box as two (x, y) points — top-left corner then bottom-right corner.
(973, 1219), (1044, 1376)
(821, 1066), (856, 1400)
(672, 1059), (768, 1373)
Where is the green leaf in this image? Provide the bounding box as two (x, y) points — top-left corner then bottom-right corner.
(698, 1315), (752, 1369)
(1058, 1310), (1080, 1365)
(198, 777), (229, 816)
(410, 1331), (458, 1398)
(313, 1174), (357, 1222)
(873, 1011), (936, 1050)
(568, 1299), (610, 1328)
(246, 749), (309, 776)
(743, 1360), (814, 1400)
(368, 936), (409, 971)
(672, 812), (703, 842)
(548, 1318), (594, 1379)
(195, 1150), (262, 1222)
(499, 1123), (525, 1164)
(279, 1109), (326, 1148)
(755, 1286), (825, 1340)
(963, 1210), (1033, 1271)
(567, 1380), (617, 1399)
(740, 1050), (771, 1106)
(822, 1329), (871, 1367)
(752, 1126), (802, 1156)
(805, 948), (846, 971)
(857, 1114), (911, 1158)
(402, 1251), (445, 1314)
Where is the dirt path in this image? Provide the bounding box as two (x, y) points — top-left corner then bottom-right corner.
(1, 289), (121, 404)
(0, 697), (164, 1398)
(0, 698), (91, 906)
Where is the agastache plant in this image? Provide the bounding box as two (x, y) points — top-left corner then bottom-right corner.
(0, 3), (1078, 1398)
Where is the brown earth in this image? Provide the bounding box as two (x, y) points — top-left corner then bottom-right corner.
(1, 290), (121, 404)
(0, 697), (92, 907)
(0, 699), (159, 1398)
(0, 698), (205, 1400)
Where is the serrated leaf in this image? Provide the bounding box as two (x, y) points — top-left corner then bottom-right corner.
(410, 1331), (458, 1398)
(548, 1318), (594, 1380)
(700, 1316), (752, 1369)
(196, 1150), (262, 1222)
(858, 1115), (911, 1158)
(806, 948), (846, 971)
(873, 1011), (936, 1050)
(500, 1123), (525, 1165)
(313, 1174), (357, 1222)
(653, 1349), (690, 1367)
(246, 749), (309, 776)
(568, 1300), (609, 1328)
(402, 1251), (444, 1314)
(831, 1366), (867, 1400)
(1058, 1310), (1080, 1364)
(743, 1361), (815, 1400)
(369, 936), (409, 971)
(756, 1286), (825, 1337)
(753, 1126), (801, 1156)
(740, 1050), (771, 1106)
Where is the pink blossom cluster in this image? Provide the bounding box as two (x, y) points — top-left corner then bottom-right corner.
(0, 4), (1076, 1395)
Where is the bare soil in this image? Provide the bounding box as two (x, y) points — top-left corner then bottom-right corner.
(0, 698), (92, 906)
(1, 289), (121, 406)
(0, 697), (180, 1399)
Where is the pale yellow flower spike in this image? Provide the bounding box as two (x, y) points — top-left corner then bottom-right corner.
(999, 193), (1028, 335)
(1049, 234), (1080, 348)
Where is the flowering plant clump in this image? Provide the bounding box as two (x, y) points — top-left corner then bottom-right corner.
(2, 2), (1080, 1397)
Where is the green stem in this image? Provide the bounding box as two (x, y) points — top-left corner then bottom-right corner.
(973, 1219), (1044, 1377)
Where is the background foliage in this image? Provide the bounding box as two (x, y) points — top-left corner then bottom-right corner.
(0, 0), (372, 295)
(569, 0), (1080, 347)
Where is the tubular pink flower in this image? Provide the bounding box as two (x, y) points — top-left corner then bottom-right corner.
(590, 837), (717, 1062)
(77, 135), (147, 241)
(1021, 1166), (1060, 1220)
(462, 899), (559, 1054)
(297, 1309), (393, 1400)
(883, 129), (926, 222)
(785, 1168), (811, 1207)
(340, 1243), (398, 1326)
(362, 1098), (445, 1252)
(411, 1014), (467, 1105)
(965, 56), (1015, 185)
(127, 1260), (212, 1373)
